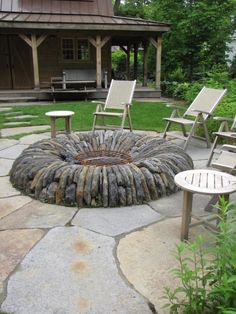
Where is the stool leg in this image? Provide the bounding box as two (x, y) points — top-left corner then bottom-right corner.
(181, 191), (193, 241)
(51, 117), (56, 138)
(65, 117), (71, 134)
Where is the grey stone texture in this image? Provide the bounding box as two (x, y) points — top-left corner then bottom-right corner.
(0, 144), (28, 159)
(72, 205), (162, 236)
(0, 195), (32, 220)
(19, 133), (50, 145)
(1, 227), (152, 314)
(0, 177), (21, 198)
(0, 229), (45, 297)
(1, 125), (50, 137)
(0, 139), (19, 151)
(0, 159), (14, 176)
(0, 200), (77, 230)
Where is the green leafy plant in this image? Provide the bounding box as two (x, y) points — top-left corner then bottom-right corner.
(163, 198), (236, 314)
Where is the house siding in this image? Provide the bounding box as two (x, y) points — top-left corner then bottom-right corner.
(0, 0), (114, 16)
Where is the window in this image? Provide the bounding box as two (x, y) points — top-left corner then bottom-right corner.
(61, 38), (90, 62)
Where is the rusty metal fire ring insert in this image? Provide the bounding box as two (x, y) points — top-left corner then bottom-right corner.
(75, 150), (133, 166)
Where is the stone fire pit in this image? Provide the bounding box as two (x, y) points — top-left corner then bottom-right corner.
(10, 131), (193, 207)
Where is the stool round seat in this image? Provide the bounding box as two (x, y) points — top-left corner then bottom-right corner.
(174, 169), (236, 241)
(45, 110), (74, 117)
(45, 110), (74, 138)
(175, 169), (236, 195)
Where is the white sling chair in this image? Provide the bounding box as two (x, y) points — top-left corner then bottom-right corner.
(92, 80), (136, 132)
(207, 115), (236, 166)
(211, 144), (236, 175)
(162, 86), (227, 150)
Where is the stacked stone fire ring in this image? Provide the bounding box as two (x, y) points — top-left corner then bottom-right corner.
(10, 131), (193, 207)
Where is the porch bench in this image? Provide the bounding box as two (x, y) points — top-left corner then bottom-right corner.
(51, 69), (100, 102)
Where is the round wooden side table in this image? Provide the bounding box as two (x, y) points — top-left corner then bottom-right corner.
(45, 110), (74, 138)
(175, 169), (236, 241)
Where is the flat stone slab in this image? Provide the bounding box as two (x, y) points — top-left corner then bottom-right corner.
(0, 177), (21, 198)
(0, 195), (32, 220)
(1, 125), (50, 137)
(3, 111), (23, 116)
(0, 159), (14, 176)
(19, 133), (50, 145)
(117, 218), (211, 314)
(0, 229), (45, 297)
(6, 115), (38, 120)
(0, 200), (77, 230)
(3, 121), (31, 126)
(150, 191), (213, 217)
(0, 139), (19, 151)
(72, 205), (162, 236)
(1, 227), (152, 314)
(0, 107), (12, 112)
(0, 144), (28, 159)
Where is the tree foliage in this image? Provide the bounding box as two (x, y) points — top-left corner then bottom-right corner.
(114, 0), (236, 81)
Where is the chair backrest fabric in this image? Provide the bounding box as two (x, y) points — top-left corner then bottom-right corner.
(105, 80), (136, 110)
(184, 86), (227, 120)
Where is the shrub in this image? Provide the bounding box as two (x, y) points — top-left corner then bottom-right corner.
(163, 198), (236, 314)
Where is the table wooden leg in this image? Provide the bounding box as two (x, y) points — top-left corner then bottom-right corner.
(50, 117), (56, 138)
(181, 191), (193, 241)
(65, 116), (71, 134)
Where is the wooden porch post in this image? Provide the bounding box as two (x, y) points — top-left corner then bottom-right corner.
(133, 43), (138, 80)
(149, 35), (162, 89)
(121, 45), (130, 79)
(19, 34), (47, 89)
(143, 42), (148, 87)
(89, 36), (110, 88)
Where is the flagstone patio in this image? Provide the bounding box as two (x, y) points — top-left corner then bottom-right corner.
(0, 131), (235, 314)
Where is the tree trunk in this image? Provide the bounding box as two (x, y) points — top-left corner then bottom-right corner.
(113, 0), (121, 15)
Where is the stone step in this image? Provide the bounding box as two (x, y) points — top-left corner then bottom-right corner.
(3, 121), (31, 126)
(5, 115), (38, 120)
(0, 97), (37, 103)
(0, 107), (13, 112)
(3, 111), (23, 116)
(1, 125), (50, 137)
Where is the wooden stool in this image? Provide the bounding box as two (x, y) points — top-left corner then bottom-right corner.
(174, 169), (236, 241)
(45, 110), (74, 138)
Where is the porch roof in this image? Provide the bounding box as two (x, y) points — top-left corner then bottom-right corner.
(0, 12), (170, 33)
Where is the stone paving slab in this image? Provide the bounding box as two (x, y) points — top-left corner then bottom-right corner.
(1, 125), (50, 137)
(0, 144), (28, 159)
(0, 159), (14, 176)
(149, 191), (214, 217)
(72, 205), (162, 236)
(0, 107), (12, 112)
(0, 196), (32, 220)
(3, 111), (23, 116)
(3, 121), (31, 126)
(1, 227), (152, 314)
(19, 133), (50, 145)
(5, 115), (38, 120)
(0, 139), (19, 151)
(117, 218), (212, 314)
(0, 229), (45, 298)
(0, 200), (77, 230)
(0, 177), (21, 198)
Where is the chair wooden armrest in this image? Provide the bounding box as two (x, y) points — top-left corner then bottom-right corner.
(192, 109), (213, 115)
(92, 100), (105, 105)
(213, 116), (234, 122)
(222, 144), (236, 152)
(166, 103), (186, 110)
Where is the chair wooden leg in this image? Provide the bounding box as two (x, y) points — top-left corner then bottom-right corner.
(120, 114), (126, 131)
(202, 120), (211, 148)
(207, 135), (219, 166)
(127, 110), (133, 132)
(183, 123), (197, 150)
(92, 114), (97, 132)
(163, 121), (171, 138)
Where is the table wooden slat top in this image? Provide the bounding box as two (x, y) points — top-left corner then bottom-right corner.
(175, 169), (236, 195)
(45, 111), (74, 118)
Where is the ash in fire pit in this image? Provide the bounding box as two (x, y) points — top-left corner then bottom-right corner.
(10, 131), (193, 207)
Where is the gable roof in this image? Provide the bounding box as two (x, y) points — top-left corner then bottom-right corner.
(0, 0), (170, 34)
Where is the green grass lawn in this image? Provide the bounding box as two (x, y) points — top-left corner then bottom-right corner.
(0, 100), (176, 133)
